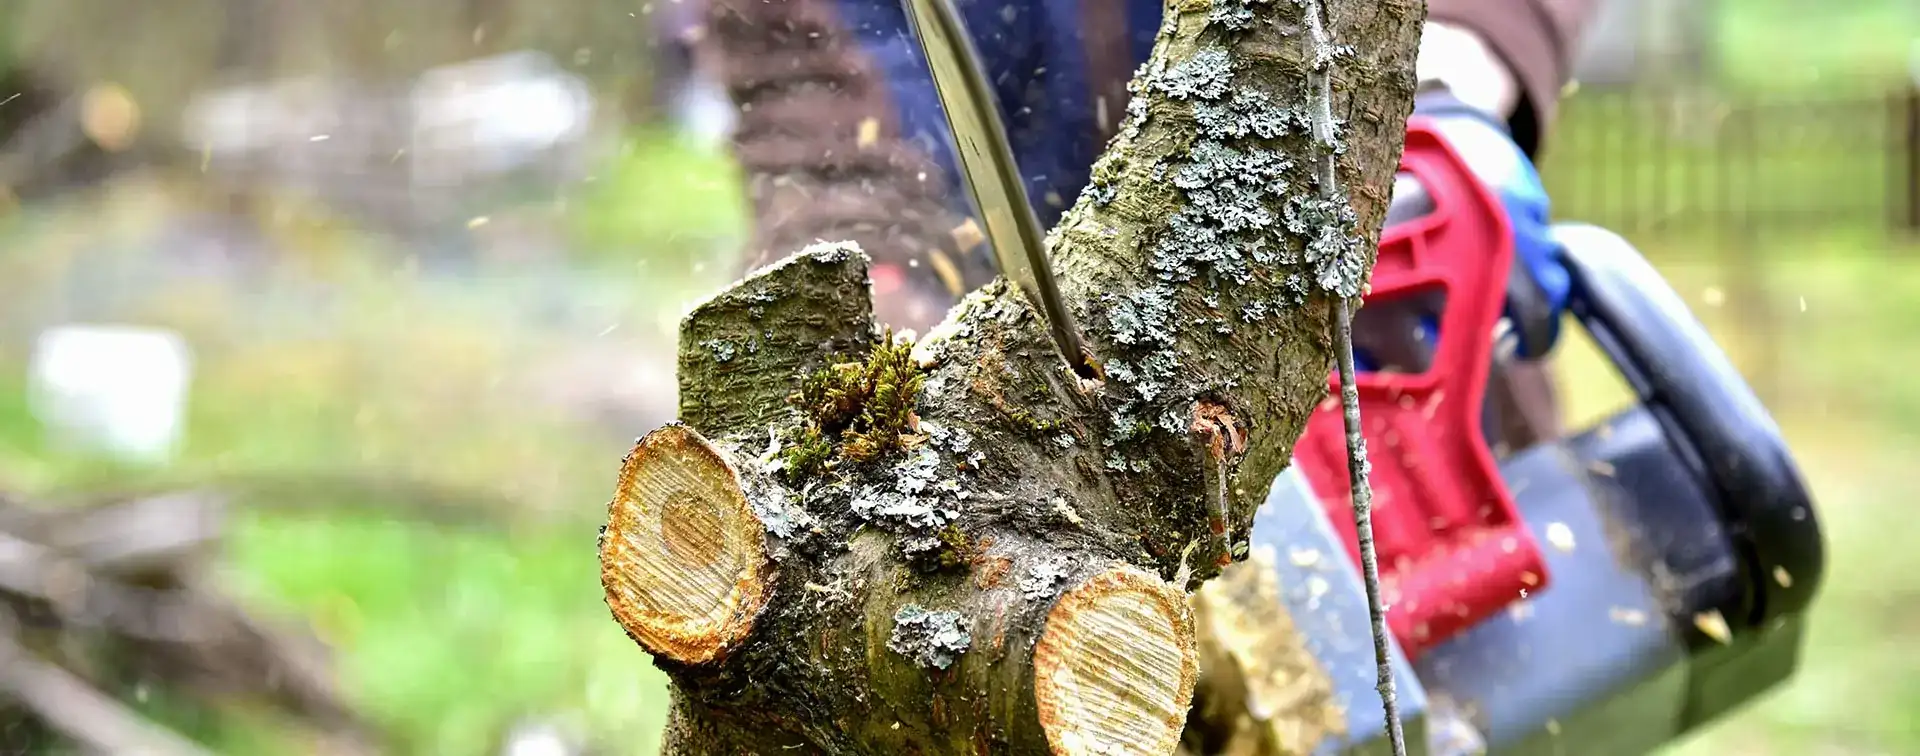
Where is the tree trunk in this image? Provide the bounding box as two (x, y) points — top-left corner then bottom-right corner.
(599, 1), (1425, 753)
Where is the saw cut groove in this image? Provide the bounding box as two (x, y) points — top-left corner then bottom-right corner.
(1033, 565), (1197, 756)
(600, 425), (771, 665)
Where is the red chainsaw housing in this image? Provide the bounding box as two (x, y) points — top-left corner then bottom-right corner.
(1293, 120), (1550, 660)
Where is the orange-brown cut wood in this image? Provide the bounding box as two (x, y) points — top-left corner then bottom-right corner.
(1033, 564), (1199, 756)
(599, 424), (772, 665)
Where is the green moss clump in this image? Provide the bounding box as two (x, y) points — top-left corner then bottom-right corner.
(935, 524), (973, 571)
(1006, 407), (1064, 435)
(778, 330), (925, 479)
(781, 426), (836, 480)
(842, 334), (923, 463)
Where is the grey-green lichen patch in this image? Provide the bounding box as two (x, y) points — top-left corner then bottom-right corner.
(1153, 48), (1234, 101)
(851, 447), (963, 531)
(1119, 63), (1156, 142)
(1289, 195), (1367, 297)
(1020, 556), (1072, 599)
(1207, 0), (1258, 31)
(888, 604), (972, 670)
(751, 484), (818, 542)
(701, 338), (739, 364)
(1084, 181), (1119, 207)
(1103, 351), (1182, 407)
(1102, 287), (1179, 349)
(1193, 89), (1301, 142)
(923, 420), (986, 469)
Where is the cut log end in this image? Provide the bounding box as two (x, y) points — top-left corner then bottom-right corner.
(1033, 565), (1199, 756)
(600, 425), (772, 665)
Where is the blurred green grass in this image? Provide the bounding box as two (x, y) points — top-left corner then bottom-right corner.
(1717, 0), (1918, 94)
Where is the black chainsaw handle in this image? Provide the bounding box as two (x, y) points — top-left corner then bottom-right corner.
(1551, 223), (1825, 628)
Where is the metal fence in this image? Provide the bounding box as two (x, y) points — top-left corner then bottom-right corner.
(1530, 83), (1920, 406)
(1537, 84), (1920, 242)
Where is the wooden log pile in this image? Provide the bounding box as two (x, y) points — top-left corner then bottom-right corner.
(0, 490), (383, 754)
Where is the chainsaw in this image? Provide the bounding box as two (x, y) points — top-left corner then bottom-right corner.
(900, 2), (1826, 752)
(1272, 120), (1827, 754)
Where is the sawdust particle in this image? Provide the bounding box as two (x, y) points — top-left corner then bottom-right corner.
(1694, 610), (1733, 644)
(1545, 522), (1575, 553)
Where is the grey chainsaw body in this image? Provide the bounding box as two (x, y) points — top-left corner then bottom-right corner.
(1242, 223), (1822, 755)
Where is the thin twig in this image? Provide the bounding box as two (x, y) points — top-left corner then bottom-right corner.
(1332, 298), (1407, 755)
(1301, 0), (1407, 753)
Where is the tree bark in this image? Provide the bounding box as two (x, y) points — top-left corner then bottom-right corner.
(600, 1), (1424, 753)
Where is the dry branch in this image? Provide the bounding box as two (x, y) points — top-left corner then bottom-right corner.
(601, 0), (1424, 752)
(0, 611), (212, 756)
(0, 492), (382, 754)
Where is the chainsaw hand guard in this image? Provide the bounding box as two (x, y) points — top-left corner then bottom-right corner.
(1296, 121), (1548, 660)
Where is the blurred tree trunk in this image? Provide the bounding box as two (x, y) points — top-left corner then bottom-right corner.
(599, 0), (1425, 753)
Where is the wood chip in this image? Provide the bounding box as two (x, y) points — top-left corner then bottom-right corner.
(1693, 610), (1733, 645)
(950, 217), (986, 253)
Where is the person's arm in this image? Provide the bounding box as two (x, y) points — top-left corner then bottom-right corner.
(695, 0), (983, 326)
(1421, 0), (1603, 156)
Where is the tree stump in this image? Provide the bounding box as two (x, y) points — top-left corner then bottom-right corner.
(601, 0), (1424, 752)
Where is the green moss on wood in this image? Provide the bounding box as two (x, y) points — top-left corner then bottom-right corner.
(777, 329), (927, 480)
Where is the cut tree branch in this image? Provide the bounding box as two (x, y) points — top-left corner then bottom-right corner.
(601, 0), (1423, 752)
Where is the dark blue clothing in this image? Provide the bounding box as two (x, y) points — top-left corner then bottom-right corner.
(834, 0), (1162, 230)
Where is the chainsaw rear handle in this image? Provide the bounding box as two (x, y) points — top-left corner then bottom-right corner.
(1552, 223), (1825, 629)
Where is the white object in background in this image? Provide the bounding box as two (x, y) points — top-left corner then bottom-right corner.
(1417, 21), (1522, 119)
(499, 719), (583, 756)
(674, 76), (738, 153)
(28, 325), (194, 464)
(409, 50), (598, 182)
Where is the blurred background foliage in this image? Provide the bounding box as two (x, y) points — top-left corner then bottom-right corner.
(0, 0), (1913, 753)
